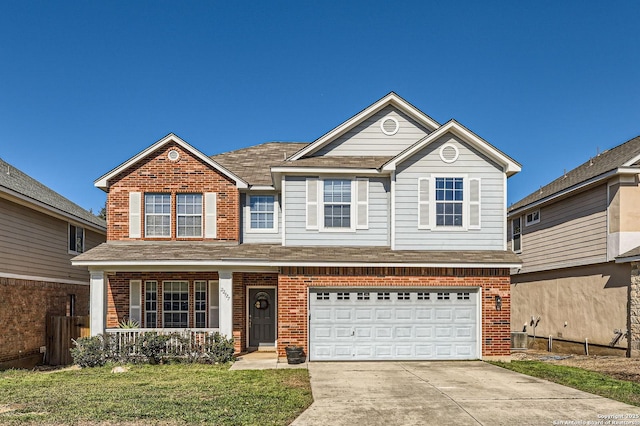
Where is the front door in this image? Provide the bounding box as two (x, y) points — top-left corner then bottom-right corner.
(249, 288), (276, 348)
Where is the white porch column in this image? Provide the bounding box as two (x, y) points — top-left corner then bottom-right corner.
(90, 271), (106, 336)
(218, 270), (233, 338)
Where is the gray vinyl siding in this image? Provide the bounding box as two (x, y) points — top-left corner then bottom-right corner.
(284, 176), (390, 246)
(509, 185), (607, 273)
(394, 134), (505, 250)
(0, 197), (105, 282)
(240, 192), (282, 244)
(314, 106), (432, 157)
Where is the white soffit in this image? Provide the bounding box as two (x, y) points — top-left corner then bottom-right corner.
(288, 92), (441, 161)
(94, 133), (248, 190)
(382, 120), (521, 177)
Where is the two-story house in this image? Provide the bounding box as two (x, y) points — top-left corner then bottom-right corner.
(73, 92), (521, 361)
(0, 157), (106, 369)
(508, 135), (640, 356)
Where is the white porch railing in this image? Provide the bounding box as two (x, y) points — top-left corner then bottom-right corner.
(105, 328), (222, 357)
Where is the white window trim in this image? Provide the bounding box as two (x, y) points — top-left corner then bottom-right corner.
(319, 177), (356, 232)
(144, 280), (158, 328)
(246, 194), (279, 234)
(176, 193), (203, 238)
(512, 216), (522, 253)
(145, 193), (172, 239)
(194, 280), (207, 328)
(68, 223), (85, 254)
(525, 210), (540, 226)
(430, 173), (469, 232)
(162, 280), (189, 328)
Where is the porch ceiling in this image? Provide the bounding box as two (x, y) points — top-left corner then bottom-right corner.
(72, 242), (521, 269)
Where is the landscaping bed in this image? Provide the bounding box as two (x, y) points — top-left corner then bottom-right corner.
(0, 364), (312, 425)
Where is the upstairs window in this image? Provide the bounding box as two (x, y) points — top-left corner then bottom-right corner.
(68, 224), (84, 254)
(525, 210), (540, 226)
(323, 179), (351, 228)
(418, 176), (480, 230)
(249, 195), (276, 231)
(512, 216), (522, 253)
(435, 177), (464, 227)
(177, 194), (202, 237)
(145, 194), (171, 237)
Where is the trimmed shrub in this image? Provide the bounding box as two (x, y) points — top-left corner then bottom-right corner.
(71, 335), (109, 367)
(202, 332), (235, 363)
(136, 332), (171, 364)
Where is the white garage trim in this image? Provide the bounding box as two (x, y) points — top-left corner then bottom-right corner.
(308, 287), (482, 361)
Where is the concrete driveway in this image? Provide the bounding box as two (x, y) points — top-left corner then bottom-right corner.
(291, 361), (640, 426)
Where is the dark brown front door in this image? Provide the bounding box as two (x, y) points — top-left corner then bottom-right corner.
(249, 288), (276, 347)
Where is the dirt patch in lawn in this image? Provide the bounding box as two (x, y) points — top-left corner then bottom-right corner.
(512, 350), (640, 382)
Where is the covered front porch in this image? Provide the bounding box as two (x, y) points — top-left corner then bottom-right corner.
(88, 269), (279, 355)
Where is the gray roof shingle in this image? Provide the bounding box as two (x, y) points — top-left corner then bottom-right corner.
(510, 135), (640, 211)
(275, 156), (393, 169)
(73, 242), (521, 266)
(0, 157), (106, 229)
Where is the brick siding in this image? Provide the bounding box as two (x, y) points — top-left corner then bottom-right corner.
(0, 277), (89, 363)
(277, 267), (511, 358)
(106, 141), (239, 241)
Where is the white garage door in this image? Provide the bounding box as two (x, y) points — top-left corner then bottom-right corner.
(309, 288), (479, 361)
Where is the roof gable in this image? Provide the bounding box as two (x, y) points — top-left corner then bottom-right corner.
(288, 92), (440, 161)
(95, 133), (248, 190)
(382, 120), (521, 176)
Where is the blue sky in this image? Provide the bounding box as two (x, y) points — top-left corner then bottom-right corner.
(1, 1), (638, 214)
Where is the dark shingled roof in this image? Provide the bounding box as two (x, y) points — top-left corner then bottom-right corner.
(73, 242), (521, 266)
(211, 142), (309, 186)
(0, 157), (106, 229)
(276, 156), (393, 169)
(510, 135), (640, 211)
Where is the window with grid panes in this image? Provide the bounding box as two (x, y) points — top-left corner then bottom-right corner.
(163, 281), (189, 328)
(145, 281), (157, 328)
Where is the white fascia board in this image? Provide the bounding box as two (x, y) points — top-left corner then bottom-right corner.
(270, 167), (385, 176)
(616, 255), (640, 264)
(246, 185), (276, 191)
(508, 167), (640, 218)
(383, 120), (521, 176)
(94, 133), (248, 189)
(0, 187), (107, 233)
(288, 93), (440, 161)
(73, 259), (521, 269)
(0, 271), (90, 286)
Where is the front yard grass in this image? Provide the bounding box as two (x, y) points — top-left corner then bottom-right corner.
(492, 360), (640, 407)
(0, 363), (312, 425)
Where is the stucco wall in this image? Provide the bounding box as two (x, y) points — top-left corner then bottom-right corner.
(511, 262), (629, 348)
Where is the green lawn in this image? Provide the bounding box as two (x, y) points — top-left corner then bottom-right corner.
(492, 360), (640, 407)
(0, 364), (312, 425)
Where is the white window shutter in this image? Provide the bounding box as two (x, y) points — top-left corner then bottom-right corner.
(356, 178), (369, 229)
(129, 192), (141, 238)
(205, 192), (217, 238)
(418, 178), (431, 229)
(129, 280), (141, 324)
(469, 178), (481, 229)
(306, 178), (319, 230)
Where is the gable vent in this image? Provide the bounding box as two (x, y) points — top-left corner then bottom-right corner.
(380, 117), (399, 136)
(439, 143), (459, 163)
(167, 149), (180, 161)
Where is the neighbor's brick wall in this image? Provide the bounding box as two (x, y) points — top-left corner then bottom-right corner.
(277, 267), (511, 358)
(0, 277), (89, 363)
(106, 141), (239, 241)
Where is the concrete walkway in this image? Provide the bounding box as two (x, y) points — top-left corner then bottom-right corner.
(229, 351), (308, 370)
(291, 361), (640, 426)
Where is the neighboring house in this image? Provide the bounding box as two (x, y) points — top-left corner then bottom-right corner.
(0, 158), (106, 369)
(507, 135), (640, 356)
(72, 92), (521, 361)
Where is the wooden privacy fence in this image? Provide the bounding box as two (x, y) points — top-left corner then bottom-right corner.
(46, 315), (90, 366)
